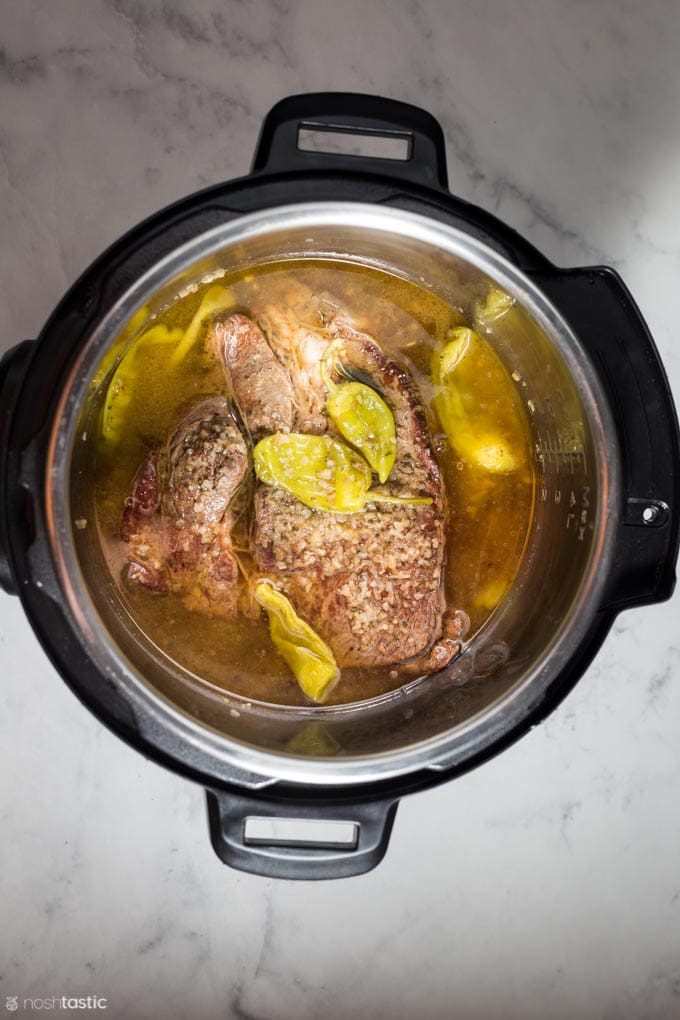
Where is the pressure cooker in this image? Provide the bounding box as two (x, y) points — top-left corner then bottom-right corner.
(1, 93), (678, 879)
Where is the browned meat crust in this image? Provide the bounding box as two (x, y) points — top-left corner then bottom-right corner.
(209, 313), (294, 440)
(258, 306), (330, 433)
(122, 447), (167, 592)
(253, 487), (446, 666)
(122, 396), (249, 617)
(123, 307), (460, 676)
(231, 310), (451, 670)
(326, 315), (443, 506)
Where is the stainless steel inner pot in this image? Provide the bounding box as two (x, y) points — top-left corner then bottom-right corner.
(45, 202), (619, 788)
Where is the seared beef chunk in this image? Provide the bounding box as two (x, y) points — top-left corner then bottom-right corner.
(212, 309), (457, 671)
(122, 396), (248, 617)
(257, 305), (329, 433)
(209, 313), (295, 441)
(124, 305), (462, 676)
(121, 447), (166, 591)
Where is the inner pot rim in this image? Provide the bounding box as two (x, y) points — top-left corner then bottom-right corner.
(45, 201), (620, 787)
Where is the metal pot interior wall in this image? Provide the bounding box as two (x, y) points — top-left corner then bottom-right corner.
(52, 207), (614, 771)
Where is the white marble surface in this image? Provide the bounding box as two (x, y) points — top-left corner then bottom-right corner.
(1, 2), (680, 1017)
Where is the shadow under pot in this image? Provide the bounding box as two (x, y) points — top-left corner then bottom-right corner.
(0, 92), (678, 879)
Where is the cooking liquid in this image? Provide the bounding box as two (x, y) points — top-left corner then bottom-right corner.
(93, 261), (534, 707)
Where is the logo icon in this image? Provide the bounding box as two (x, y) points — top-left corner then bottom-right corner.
(5, 999), (18, 1012)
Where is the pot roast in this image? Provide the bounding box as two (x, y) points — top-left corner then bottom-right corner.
(122, 302), (463, 680)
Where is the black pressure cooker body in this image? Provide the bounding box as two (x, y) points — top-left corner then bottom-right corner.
(1, 94), (678, 880)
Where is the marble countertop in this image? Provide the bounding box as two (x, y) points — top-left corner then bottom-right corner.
(2, 2), (679, 1017)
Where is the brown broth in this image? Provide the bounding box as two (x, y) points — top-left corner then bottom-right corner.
(93, 261), (534, 707)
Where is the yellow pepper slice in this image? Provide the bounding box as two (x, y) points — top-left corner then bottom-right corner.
(285, 722), (340, 755)
(432, 327), (518, 474)
(254, 433), (431, 513)
(326, 380), (396, 483)
(473, 576), (510, 612)
(254, 433), (372, 512)
(321, 341), (397, 483)
(101, 323), (183, 442)
(91, 304), (151, 394)
(168, 283), (235, 366)
(254, 581), (339, 703)
(438, 328), (473, 380)
(473, 286), (516, 325)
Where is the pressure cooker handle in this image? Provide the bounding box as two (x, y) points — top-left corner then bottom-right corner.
(252, 92), (449, 191)
(206, 789), (399, 880)
(531, 267), (680, 612)
(0, 341), (35, 595)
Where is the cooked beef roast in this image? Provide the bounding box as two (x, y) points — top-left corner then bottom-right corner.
(213, 308), (458, 670)
(122, 396), (248, 617)
(209, 313), (294, 441)
(123, 303), (461, 676)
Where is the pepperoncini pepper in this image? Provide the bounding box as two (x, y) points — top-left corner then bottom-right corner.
(473, 286), (516, 326)
(253, 433), (431, 513)
(432, 327), (518, 474)
(321, 341), (397, 483)
(254, 580), (339, 703)
(254, 433), (372, 512)
(101, 323), (183, 443)
(169, 284), (236, 366)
